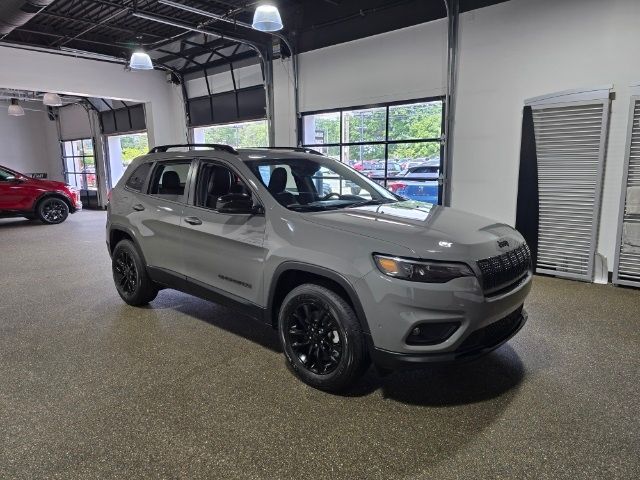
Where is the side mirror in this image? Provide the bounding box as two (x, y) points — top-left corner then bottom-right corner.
(217, 193), (261, 215)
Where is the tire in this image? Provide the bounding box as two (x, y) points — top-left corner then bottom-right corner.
(278, 284), (369, 392)
(111, 239), (158, 306)
(36, 197), (69, 224)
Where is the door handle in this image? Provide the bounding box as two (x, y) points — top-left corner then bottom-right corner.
(184, 216), (202, 225)
(132, 204), (145, 211)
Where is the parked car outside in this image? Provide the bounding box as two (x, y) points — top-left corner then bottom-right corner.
(398, 158), (441, 180)
(388, 179), (439, 203)
(0, 164), (82, 224)
(107, 145), (532, 392)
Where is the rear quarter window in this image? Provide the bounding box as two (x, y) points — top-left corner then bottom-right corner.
(125, 163), (152, 192)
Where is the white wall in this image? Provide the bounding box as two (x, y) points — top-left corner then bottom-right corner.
(0, 103), (62, 181)
(273, 20), (448, 146)
(453, 0), (640, 269)
(272, 0), (640, 271)
(0, 46), (187, 148)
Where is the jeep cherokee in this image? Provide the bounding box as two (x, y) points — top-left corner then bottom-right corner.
(106, 144), (532, 391)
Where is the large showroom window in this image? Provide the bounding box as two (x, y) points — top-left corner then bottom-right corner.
(192, 120), (268, 149)
(301, 99), (444, 204)
(106, 132), (149, 187)
(61, 138), (96, 190)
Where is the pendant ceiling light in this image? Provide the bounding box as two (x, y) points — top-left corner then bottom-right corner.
(252, 4), (283, 32)
(129, 50), (153, 70)
(43, 92), (63, 106)
(8, 99), (25, 117)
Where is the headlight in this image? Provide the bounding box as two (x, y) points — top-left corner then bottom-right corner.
(373, 254), (475, 283)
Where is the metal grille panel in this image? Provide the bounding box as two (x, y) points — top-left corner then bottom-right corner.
(532, 102), (608, 281)
(476, 243), (532, 293)
(613, 98), (640, 287)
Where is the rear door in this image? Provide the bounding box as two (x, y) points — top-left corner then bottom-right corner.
(180, 158), (267, 306)
(127, 159), (193, 276)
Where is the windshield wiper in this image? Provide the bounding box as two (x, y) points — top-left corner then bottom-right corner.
(346, 199), (395, 208)
(286, 204), (329, 211)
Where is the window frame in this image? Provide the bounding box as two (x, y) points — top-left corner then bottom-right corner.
(298, 96), (445, 203)
(185, 157), (265, 215)
(145, 159), (194, 205)
(60, 137), (97, 191)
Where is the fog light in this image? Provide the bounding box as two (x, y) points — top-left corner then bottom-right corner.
(406, 322), (460, 345)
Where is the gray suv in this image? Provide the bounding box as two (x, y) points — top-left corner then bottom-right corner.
(107, 144), (532, 391)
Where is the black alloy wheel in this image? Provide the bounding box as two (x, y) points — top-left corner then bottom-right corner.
(111, 240), (158, 306)
(113, 249), (138, 297)
(285, 300), (344, 375)
(278, 284), (369, 392)
(38, 198), (69, 224)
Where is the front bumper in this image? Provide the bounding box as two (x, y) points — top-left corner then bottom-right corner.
(354, 268), (532, 363)
(370, 307), (527, 369)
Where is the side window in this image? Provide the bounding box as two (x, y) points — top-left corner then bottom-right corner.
(125, 163), (151, 192)
(0, 168), (15, 181)
(194, 162), (251, 211)
(148, 161), (191, 202)
(255, 164), (300, 195)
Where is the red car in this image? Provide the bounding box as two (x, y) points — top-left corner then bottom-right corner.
(0, 165), (82, 224)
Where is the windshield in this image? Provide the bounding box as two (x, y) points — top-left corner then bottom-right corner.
(245, 156), (399, 211)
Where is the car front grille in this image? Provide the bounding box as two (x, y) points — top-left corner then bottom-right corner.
(456, 305), (524, 354)
(476, 242), (532, 294)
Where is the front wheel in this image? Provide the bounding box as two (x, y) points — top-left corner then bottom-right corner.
(37, 197), (69, 224)
(278, 284), (369, 392)
(111, 240), (158, 306)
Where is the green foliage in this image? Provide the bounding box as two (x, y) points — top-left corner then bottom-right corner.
(308, 102), (443, 163)
(119, 134), (149, 165)
(203, 121), (268, 148)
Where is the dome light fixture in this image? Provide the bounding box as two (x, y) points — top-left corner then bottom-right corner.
(8, 99), (25, 117)
(129, 50), (153, 70)
(43, 92), (63, 107)
(252, 4), (283, 32)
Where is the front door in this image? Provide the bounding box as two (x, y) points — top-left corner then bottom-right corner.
(180, 159), (267, 306)
(0, 168), (31, 211)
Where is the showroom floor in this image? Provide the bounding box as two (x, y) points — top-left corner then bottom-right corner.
(0, 210), (638, 479)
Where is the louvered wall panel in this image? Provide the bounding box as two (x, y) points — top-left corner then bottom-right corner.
(532, 101), (608, 281)
(613, 98), (640, 287)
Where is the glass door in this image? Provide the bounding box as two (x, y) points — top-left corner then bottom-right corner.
(61, 138), (99, 208)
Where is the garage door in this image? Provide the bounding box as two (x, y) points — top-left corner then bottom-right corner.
(531, 99), (609, 281)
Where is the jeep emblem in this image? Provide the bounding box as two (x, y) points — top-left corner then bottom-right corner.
(498, 239), (510, 249)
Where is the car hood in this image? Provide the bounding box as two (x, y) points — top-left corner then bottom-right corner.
(303, 201), (525, 261)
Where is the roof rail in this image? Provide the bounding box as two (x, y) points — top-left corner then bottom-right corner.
(242, 146), (324, 155)
(148, 144), (238, 154)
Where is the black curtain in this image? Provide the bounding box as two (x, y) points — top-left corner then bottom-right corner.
(515, 106), (539, 269)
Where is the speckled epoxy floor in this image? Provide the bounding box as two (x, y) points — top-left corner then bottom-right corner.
(0, 210), (638, 479)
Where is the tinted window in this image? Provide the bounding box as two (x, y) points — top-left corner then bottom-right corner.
(125, 163), (151, 191)
(194, 162), (251, 210)
(0, 168), (16, 181)
(148, 161), (191, 202)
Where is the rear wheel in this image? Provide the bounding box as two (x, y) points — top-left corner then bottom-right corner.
(36, 197), (69, 224)
(278, 284), (369, 392)
(112, 240), (158, 306)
